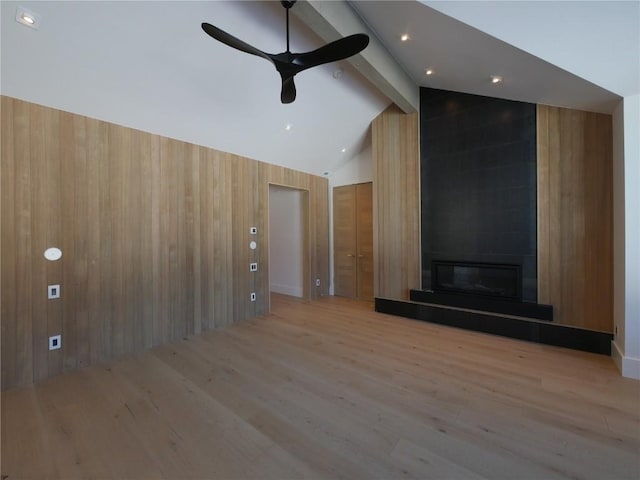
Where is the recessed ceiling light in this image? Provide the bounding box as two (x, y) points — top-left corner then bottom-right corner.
(15, 6), (40, 29)
(400, 33), (410, 42)
(341, 148), (347, 153)
(490, 75), (503, 84)
(425, 69), (434, 76)
(284, 124), (292, 131)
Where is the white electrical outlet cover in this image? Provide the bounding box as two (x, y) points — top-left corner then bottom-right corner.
(48, 284), (61, 299)
(49, 334), (61, 350)
(44, 247), (62, 261)
(249, 241), (257, 250)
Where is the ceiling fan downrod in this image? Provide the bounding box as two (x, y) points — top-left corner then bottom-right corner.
(282, 0), (296, 54)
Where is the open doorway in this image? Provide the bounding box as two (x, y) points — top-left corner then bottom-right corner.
(268, 185), (310, 309)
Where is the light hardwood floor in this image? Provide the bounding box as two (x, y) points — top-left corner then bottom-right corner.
(2, 294), (639, 479)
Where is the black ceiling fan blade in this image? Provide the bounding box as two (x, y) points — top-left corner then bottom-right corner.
(201, 22), (273, 63)
(280, 76), (297, 104)
(201, 3), (369, 104)
(292, 34), (369, 71)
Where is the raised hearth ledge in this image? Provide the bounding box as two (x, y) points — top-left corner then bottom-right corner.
(375, 297), (612, 355)
(410, 289), (553, 321)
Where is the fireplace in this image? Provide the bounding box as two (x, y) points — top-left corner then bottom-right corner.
(412, 259), (551, 320)
(432, 260), (522, 301)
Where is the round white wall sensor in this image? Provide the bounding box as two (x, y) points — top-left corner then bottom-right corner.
(44, 247), (62, 261)
(249, 241), (257, 250)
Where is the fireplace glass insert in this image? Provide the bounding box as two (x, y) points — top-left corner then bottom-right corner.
(432, 260), (522, 301)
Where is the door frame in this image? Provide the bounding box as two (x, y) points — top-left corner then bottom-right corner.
(267, 183), (311, 312)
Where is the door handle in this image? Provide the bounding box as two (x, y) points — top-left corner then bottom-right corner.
(347, 254), (355, 257)
(357, 254), (364, 258)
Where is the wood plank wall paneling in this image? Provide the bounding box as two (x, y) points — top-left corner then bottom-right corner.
(0, 96), (329, 390)
(372, 104), (421, 300)
(312, 174), (330, 296)
(537, 105), (613, 332)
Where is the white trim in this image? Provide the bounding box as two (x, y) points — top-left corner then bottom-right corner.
(270, 284), (304, 298)
(612, 340), (624, 373)
(612, 341), (640, 380)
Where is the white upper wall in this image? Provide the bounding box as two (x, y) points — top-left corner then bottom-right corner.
(0, 1), (389, 176)
(330, 144), (373, 187)
(330, 128), (373, 187)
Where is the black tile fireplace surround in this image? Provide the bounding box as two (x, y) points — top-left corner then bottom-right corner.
(420, 87), (538, 303)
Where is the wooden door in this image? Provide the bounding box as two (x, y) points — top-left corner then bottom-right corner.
(333, 183), (373, 300)
(333, 185), (357, 298)
(355, 183), (374, 300)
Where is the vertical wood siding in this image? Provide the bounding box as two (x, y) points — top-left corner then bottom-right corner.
(537, 105), (613, 332)
(372, 105), (421, 300)
(1, 96), (329, 390)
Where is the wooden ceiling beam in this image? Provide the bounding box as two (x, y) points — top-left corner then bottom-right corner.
(292, 0), (419, 113)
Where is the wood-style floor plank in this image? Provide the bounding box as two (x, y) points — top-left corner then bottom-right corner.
(2, 294), (639, 479)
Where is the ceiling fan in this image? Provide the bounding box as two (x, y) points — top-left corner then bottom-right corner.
(201, 1), (369, 104)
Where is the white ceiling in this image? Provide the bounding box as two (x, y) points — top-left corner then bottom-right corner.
(423, 0), (640, 98)
(1, 1), (637, 176)
(351, 0), (629, 113)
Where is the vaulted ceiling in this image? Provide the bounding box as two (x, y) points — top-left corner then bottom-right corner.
(2, 1), (638, 176)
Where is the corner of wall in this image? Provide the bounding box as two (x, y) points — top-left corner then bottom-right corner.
(611, 339), (624, 374)
(612, 340), (640, 380)
(612, 94), (640, 380)
(612, 98), (627, 372)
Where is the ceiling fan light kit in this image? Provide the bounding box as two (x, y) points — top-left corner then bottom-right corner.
(202, 0), (369, 104)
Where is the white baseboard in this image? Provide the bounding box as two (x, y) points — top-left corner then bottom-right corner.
(612, 341), (640, 380)
(270, 283), (303, 298)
